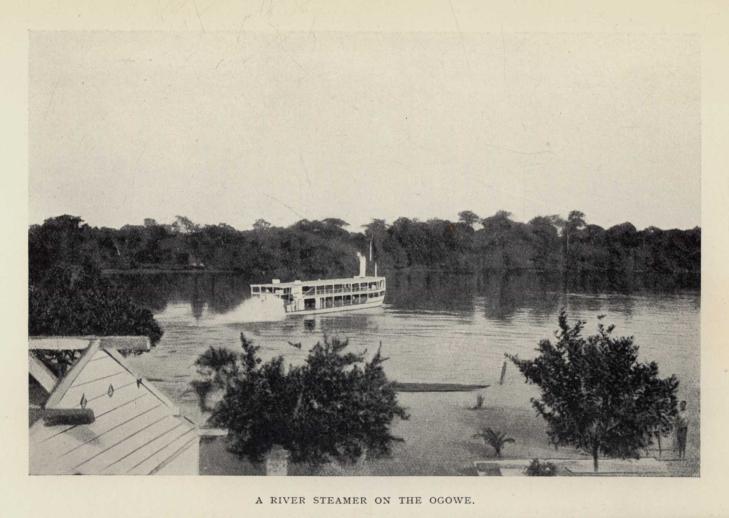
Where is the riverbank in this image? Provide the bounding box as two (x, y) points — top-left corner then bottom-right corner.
(365, 386), (698, 476)
(199, 376), (699, 476)
(341, 383), (695, 476)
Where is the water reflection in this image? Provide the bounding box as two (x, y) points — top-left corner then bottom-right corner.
(108, 272), (252, 318)
(108, 270), (700, 323)
(477, 271), (561, 321)
(386, 271), (476, 314)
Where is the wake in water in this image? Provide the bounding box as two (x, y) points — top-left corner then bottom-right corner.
(209, 295), (287, 324)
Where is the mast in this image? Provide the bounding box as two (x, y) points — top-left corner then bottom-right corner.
(369, 237), (374, 276)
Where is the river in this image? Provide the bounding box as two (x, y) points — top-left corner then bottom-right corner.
(116, 270), (700, 431)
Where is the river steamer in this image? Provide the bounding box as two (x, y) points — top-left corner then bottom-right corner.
(249, 253), (385, 316)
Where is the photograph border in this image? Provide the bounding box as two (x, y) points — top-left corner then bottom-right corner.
(2, 1), (728, 516)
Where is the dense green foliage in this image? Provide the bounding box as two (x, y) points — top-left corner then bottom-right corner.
(197, 334), (408, 465)
(508, 311), (679, 472)
(29, 263), (162, 343)
(30, 212), (700, 282)
(28, 215), (163, 350)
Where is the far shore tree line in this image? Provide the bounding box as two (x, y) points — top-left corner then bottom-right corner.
(30, 211), (700, 283)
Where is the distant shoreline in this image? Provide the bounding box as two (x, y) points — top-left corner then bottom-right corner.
(101, 267), (701, 276)
(102, 268), (240, 275)
(33, 215), (701, 284)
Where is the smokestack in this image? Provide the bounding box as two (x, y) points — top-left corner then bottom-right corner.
(357, 252), (366, 277)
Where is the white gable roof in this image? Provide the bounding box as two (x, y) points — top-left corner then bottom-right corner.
(30, 341), (197, 475)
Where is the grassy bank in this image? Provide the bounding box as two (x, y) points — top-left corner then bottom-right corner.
(199, 376), (699, 476)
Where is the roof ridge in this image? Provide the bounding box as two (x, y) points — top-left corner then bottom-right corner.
(45, 339), (101, 409)
(104, 348), (181, 414)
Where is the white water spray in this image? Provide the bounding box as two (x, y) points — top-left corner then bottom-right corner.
(210, 294), (287, 324)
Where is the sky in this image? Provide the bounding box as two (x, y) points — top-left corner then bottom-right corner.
(29, 32), (700, 231)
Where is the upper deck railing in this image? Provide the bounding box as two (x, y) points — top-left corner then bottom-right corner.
(251, 276), (386, 296)
(251, 275), (385, 289)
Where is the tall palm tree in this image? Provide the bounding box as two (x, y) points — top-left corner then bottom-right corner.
(473, 427), (515, 457)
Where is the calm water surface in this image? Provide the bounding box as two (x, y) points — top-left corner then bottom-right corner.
(118, 271), (700, 423)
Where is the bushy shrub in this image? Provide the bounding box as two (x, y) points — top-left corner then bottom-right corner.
(524, 458), (557, 476)
(199, 334), (409, 466)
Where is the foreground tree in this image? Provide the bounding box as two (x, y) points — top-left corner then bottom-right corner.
(199, 334), (409, 467)
(29, 262), (162, 342)
(508, 311), (678, 472)
(29, 262), (163, 375)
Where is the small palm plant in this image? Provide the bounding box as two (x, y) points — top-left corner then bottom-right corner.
(196, 346), (239, 388)
(473, 427), (515, 458)
(191, 346), (239, 411)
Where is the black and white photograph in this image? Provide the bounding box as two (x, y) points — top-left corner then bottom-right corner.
(25, 27), (703, 480)
(7, 0), (729, 515)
